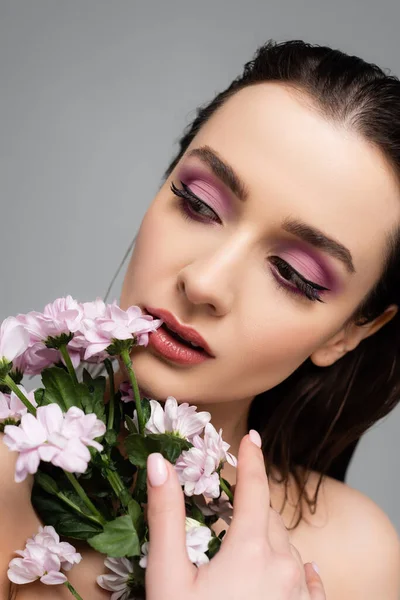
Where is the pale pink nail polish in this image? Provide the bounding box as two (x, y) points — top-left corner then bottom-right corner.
(249, 429), (262, 448)
(147, 453), (168, 487)
(312, 561), (320, 574)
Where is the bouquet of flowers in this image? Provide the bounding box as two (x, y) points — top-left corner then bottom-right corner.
(0, 296), (237, 599)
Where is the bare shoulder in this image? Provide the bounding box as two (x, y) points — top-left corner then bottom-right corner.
(287, 471), (400, 600)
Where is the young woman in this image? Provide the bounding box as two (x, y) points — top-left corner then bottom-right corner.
(2, 38), (400, 599)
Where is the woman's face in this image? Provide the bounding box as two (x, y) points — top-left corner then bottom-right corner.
(119, 83), (400, 405)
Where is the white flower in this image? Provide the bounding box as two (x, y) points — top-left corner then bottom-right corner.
(133, 396), (211, 441)
(174, 423), (237, 498)
(194, 491), (234, 525)
(25, 526), (81, 571)
(139, 518), (211, 569)
(8, 525), (81, 586)
(184, 517), (212, 566)
(3, 404), (106, 482)
(97, 556), (135, 600)
(80, 303), (162, 360)
(0, 385), (37, 423)
(0, 316), (30, 364)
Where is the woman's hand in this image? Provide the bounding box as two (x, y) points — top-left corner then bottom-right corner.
(145, 431), (326, 600)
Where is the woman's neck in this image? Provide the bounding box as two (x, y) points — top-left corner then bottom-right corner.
(105, 365), (252, 486)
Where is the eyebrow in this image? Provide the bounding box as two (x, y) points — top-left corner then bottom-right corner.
(187, 145), (356, 274)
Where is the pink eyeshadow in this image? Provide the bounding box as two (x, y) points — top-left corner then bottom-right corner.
(279, 248), (332, 288)
(177, 163), (233, 217)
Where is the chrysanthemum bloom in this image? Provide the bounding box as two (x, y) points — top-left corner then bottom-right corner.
(119, 381), (134, 403)
(3, 404), (106, 481)
(97, 556), (135, 600)
(139, 517), (212, 569)
(174, 423), (237, 498)
(8, 525), (81, 586)
(0, 385), (37, 424)
(80, 304), (162, 360)
(194, 490), (234, 525)
(133, 396), (211, 441)
(0, 316), (30, 367)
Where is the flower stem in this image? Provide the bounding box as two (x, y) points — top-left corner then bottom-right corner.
(120, 349), (144, 435)
(219, 477), (234, 504)
(64, 580), (84, 600)
(1, 374), (36, 415)
(64, 471), (106, 525)
(59, 345), (79, 385)
(104, 358), (115, 430)
(101, 455), (132, 508)
(57, 491), (105, 527)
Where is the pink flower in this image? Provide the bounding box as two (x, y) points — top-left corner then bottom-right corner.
(0, 316), (30, 363)
(8, 546), (67, 585)
(81, 304), (162, 360)
(194, 491), (233, 525)
(8, 525), (81, 586)
(119, 381), (134, 403)
(61, 406), (106, 452)
(134, 396), (211, 441)
(0, 385), (37, 423)
(3, 404), (106, 481)
(12, 299), (83, 374)
(97, 557), (134, 600)
(24, 526), (81, 571)
(174, 423), (237, 498)
(139, 518), (211, 569)
(68, 297), (116, 364)
(41, 295), (83, 337)
(13, 312), (63, 376)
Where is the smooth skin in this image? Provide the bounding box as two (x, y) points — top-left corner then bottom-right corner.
(145, 432), (326, 600)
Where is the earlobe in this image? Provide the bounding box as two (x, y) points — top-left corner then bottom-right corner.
(310, 304), (398, 368)
(310, 342), (347, 367)
(310, 329), (348, 367)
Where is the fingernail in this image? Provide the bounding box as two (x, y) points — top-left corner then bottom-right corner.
(147, 453), (168, 487)
(249, 429), (262, 448)
(311, 561), (320, 574)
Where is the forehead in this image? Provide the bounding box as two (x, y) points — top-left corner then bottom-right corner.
(189, 82), (400, 281)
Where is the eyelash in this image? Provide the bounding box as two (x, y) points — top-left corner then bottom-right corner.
(170, 180), (330, 303)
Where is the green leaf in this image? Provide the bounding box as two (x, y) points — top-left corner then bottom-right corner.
(34, 471), (59, 495)
(33, 388), (45, 407)
(81, 368), (107, 423)
(207, 535), (222, 559)
(147, 433), (192, 464)
(188, 504), (206, 524)
(57, 516), (104, 539)
(133, 468), (148, 505)
(88, 515), (140, 557)
(125, 415), (138, 434)
(31, 487), (103, 540)
(128, 499), (145, 540)
(41, 365), (81, 411)
(141, 398), (151, 424)
(104, 430), (118, 447)
(124, 434), (160, 468)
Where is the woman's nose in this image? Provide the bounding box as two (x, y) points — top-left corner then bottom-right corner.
(176, 239), (247, 316)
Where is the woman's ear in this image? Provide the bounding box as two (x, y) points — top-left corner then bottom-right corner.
(310, 304), (398, 367)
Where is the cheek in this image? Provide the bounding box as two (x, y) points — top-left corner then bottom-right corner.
(230, 308), (331, 395)
(120, 201), (184, 305)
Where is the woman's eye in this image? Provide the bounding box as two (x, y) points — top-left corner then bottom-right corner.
(269, 256), (330, 303)
(170, 181), (221, 224)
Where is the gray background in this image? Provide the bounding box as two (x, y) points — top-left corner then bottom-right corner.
(1, 1), (399, 532)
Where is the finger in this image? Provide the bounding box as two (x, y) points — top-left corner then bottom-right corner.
(146, 453), (195, 584)
(224, 432), (270, 544)
(304, 562), (327, 599)
(268, 508), (291, 554)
